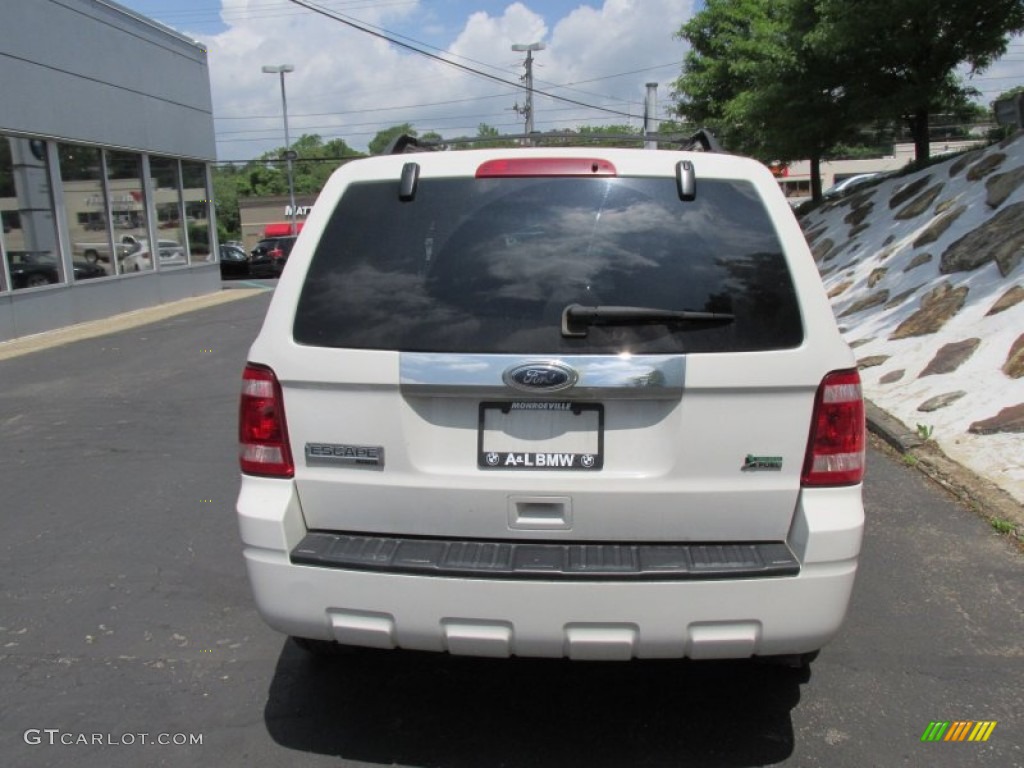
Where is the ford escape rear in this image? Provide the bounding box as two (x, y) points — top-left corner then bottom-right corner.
(236, 144), (865, 664)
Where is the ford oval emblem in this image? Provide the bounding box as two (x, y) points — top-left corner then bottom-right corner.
(503, 361), (578, 392)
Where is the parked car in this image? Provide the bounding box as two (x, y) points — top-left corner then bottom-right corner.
(219, 244), (250, 278)
(7, 251), (105, 288)
(74, 234), (140, 264)
(249, 235), (296, 277)
(120, 238), (187, 271)
(236, 141), (866, 669)
(823, 173), (879, 199)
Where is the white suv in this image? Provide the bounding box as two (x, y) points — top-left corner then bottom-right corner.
(236, 142), (865, 666)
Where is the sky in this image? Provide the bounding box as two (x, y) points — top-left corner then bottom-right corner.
(113, 0), (1024, 162)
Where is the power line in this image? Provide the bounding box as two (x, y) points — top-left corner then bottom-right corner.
(283, 0), (637, 120)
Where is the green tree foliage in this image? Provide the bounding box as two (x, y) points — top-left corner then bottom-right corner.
(811, 0), (1024, 161)
(674, 0), (859, 200)
(212, 134), (363, 240)
(212, 164), (242, 242)
(673, 0), (1024, 198)
(369, 124), (417, 155)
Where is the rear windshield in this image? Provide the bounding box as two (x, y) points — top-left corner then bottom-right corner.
(294, 176), (802, 354)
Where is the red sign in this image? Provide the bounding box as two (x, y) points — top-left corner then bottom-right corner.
(264, 222), (304, 237)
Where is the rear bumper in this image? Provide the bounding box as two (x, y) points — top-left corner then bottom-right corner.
(238, 477), (863, 660)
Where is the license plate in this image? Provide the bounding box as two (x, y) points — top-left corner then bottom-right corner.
(477, 401), (603, 471)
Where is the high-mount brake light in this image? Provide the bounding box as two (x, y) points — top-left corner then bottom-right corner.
(476, 157), (617, 178)
(801, 369), (865, 487)
(239, 364), (294, 477)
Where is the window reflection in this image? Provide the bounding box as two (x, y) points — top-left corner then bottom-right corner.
(149, 156), (189, 270)
(181, 160), (211, 263)
(106, 150), (159, 273)
(60, 143), (116, 277)
(2, 136), (64, 290)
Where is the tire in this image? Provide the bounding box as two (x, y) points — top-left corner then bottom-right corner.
(25, 273), (52, 288)
(291, 636), (362, 657)
(761, 651), (823, 671)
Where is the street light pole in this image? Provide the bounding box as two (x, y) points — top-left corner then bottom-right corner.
(261, 64), (297, 236)
(511, 42), (545, 144)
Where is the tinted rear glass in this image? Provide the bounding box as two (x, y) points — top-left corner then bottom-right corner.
(294, 176), (802, 354)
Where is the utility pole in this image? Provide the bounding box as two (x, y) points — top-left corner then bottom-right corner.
(511, 42), (545, 143)
(261, 64), (298, 236)
(644, 82), (659, 150)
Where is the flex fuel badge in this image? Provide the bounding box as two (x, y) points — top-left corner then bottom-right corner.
(742, 454), (783, 472)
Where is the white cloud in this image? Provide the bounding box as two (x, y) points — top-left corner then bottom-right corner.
(189, 0), (694, 159)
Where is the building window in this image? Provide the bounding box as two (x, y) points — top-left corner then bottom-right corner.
(779, 179), (812, 199)
(149, 155), (188, 270)
(182, 160), (212, 263)
(106, 150), (159, 273)
(59, 143), (116, 277)
(1, 136), (63, 290)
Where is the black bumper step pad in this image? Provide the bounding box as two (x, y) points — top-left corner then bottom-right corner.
(291, 533), (800, 581)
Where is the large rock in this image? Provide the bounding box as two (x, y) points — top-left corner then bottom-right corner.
(912, 205), (967, 248)
(940, 201), (1024, 277)
(966, 152), (1006, 182)
(889, 175), (932, 209)
(918, 338), (980, 377)
(828, 280), (853, 298)
(845, 202), (874, 227)
(885, 285), (924, 309)
(811, 237), (835, 262)
(969, 403), (1024, 434)
(895, 184), (944, 220)
(986, 166), (1024, 208)
(879, 369), (905, 384)
(918, 391), (966, 412)
(903, 252), (933, 272)
(890, 281), (968, 339)
(987, 285), (1024, 316)
(949, 150), (982, 178)
(1005, 333), (1024, 379)
(857, 355), (890, 369)
(841, 290), (890, 317)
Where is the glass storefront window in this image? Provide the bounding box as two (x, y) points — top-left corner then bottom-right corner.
(149, 156), (188, 269)
(59, 143), (114, 277)
(2, 136), (63, 290)
(106, 151), (156, 273)
(181, 160), (212, 263)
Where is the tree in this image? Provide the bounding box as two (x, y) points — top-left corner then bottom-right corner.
(812, 0), (1024, 161)
(369, 124), (417, 155)
(211, 134), (364, 240)
(673, 0), (860, 200)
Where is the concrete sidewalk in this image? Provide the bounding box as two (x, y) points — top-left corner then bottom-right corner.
(0, 288), (265, 362)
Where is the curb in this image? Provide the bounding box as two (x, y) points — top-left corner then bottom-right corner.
(865, 398), (1024, 547)
(0, 288), (266, 362)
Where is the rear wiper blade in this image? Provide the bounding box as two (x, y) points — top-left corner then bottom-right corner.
(561, 303), (735, 338)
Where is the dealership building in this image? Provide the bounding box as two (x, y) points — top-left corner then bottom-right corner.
(0, 0), (219, 342)
(238, 194), (318, 251)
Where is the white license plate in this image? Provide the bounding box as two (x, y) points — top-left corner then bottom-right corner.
(477, 402), (603, 471)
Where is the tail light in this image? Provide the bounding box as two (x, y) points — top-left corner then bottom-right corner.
(269, 247), (283, 260)
(239, 364), (294, 477)
(801, 369), (865, 487)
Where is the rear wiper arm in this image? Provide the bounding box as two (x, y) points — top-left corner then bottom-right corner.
(561, 303), (735, 338)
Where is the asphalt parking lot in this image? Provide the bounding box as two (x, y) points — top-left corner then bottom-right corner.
(0, 289), (1021, 768)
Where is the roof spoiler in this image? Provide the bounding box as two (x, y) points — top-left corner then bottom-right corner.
(385, 130), (726, 155)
